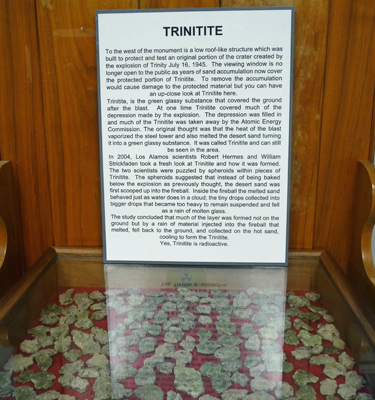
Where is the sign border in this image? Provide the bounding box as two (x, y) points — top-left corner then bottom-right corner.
(96, 7), (295, 267)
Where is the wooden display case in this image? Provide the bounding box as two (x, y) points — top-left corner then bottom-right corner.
(0, 247), (375, 394)
(1, 162), (375, 396)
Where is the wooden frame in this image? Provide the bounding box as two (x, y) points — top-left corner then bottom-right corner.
(348, 161), (375, 316)
(0, 161), (25, 300)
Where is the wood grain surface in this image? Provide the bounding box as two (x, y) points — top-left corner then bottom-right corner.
(0, 1), (53, 267)
(0, 0), (374, 275)
(314, 0), (375, 271)
(36, 1), (138, 249)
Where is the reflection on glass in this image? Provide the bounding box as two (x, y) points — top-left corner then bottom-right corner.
(105, 265), (288, 399)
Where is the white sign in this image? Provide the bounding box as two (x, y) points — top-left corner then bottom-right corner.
(96, 8), (294, 265)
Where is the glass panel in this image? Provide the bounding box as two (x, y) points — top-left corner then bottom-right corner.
(0, 264), (374, 399)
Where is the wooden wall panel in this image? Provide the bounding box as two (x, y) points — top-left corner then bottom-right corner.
(0, 0), (53, 268)
(314, 0), (375, 272)
(36, 0), (137, 248)
(140, 0), (219, 8)
(221, 0), (329, 249)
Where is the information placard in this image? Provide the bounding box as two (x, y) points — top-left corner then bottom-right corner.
(96, 8), (294, 265)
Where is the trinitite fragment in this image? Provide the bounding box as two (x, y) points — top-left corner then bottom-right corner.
(20, 339), (41, 354)
(304, 292), (320, 302)
(59, 288), (74, 305)
(59, 360), (84, 375)
(0, 371), (14, 397)
(297, 330), (322, 347)
(221, 358), (242, 372)
(284, 330), (300, 346)
(54, 336), (71, 353)
(262, 352), (284, 372)
(118, 348), (139, 363)
(319, 379), (338, 396)
(13, 386), (36, 400)
(37, 336), (54, 349)
(74, 292), (94, 310)
(199, 395), (220, 400)
(211, 372), (232, 394)
(293, 369), (319, 386)
(134, 385), (164, 400)
(218, 335), (243, 346)
(91, 310), (107, 320)
(339, 352), (355, 369)
(156, 362), (174, 375)
(93, 375), (112, 400)
(345, 371), (366, 390)
(317, 324), (340, 342)
(180, 335), (196, 352)
(243, 393), (275, 400)
(58, 373), (74, 388)
(111, 362), (137, 379)
(72, 330), (100, 354)
(139, 337), (158, 353)
(86, 353), (109, 369)
(233, 292), (251, 308)
(323, 362), (347, 379)
(28, 325), (50, 337)
(275, 381), (294, 399)
(111, 380), (132, 399)
(134, 366), (156, 386)
(244, 334), (260, 351)
(231, 371), (250, 387)
(71, 376), (90, 393)
(198, 315), (213, 325)
(295, 385), (317, 400)
(244, 354), (261, 368)
(75, 317), (93, 330)
(309, 354), (333, 365)
(11, 354), (34, 372)
(92, 326), (108, 344)
(233, 308), (254, 319)
(215, 321), (237, 335)
(283, 362), (294, 374)
(293, 319), (313, 331)
(250, 364), (266, 377)
(337, 384), (358, 400)
(174, 349), (193, 367)
(214, 345), (241, 360)
(292, 347), (311, 360)
(35, 390), (60, 400)
(252, 312), (268, 326)
(198, 328), (213, 340)
(251, 377), (276, 392)
(164, 326), (184, 343)
(174, 366), (205, 398)
(287, 293), (310, 308)
(34, 349), (56, 371)
(88, 290), (106, 302)
(167, 390), (183, 400)
(221, 389), (248, 400)
(197, 341), (222, 354)
(155, 343), (176, 358)
(200, 362), (222, 377)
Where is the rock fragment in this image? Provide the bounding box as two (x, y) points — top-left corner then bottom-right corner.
(174, 366), (205, 398)
(134, 385), (164, 400)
